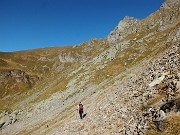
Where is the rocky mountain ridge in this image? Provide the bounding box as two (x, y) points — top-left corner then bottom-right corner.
(107, 0), (179, 44)
(0, 0), (180, 134)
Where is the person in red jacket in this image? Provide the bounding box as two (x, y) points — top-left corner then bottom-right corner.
(78, 102), (84, 119)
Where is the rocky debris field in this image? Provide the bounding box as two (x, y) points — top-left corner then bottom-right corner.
(51, 41), (179, 134)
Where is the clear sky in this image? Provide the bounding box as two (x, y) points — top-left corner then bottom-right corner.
(0, 0), (165, 52)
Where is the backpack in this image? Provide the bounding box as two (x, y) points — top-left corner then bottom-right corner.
(79, 104), (83, 110)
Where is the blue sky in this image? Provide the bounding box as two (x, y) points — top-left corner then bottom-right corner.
(0, 0), (165, 52)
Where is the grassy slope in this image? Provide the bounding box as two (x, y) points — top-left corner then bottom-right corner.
(0, 38), (110, 111)
(0, 0), (179, 133)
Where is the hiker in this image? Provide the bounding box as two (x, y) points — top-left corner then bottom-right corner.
(78, 102), (84, 119)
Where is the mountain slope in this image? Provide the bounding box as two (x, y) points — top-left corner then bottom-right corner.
(0, 0), (180, 134)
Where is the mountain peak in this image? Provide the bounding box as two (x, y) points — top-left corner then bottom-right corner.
(117, 16), (140, 31)
(107, 16), (140, 44)
(161, 0), (180, 9)
(107, 0), (180, 44)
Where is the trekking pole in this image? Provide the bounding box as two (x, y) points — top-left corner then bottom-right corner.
(76, 110), (78, 120)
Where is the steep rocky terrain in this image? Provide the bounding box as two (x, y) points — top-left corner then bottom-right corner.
(0, 0), (180, 134)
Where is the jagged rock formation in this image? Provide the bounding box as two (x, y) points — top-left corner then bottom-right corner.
(107, 0), (180, 44)
(0, 69), (39, 96)
(107, 16), (140, 43)
(0, 0), (179, 134)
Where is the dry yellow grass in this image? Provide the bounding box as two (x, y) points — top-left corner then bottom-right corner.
(32, 80), (68, 103)
(147, 93), (166, 106)
(147, 112), (180, 135)
(162, 112), (180, 135)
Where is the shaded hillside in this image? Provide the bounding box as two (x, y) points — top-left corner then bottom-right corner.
(0, 0), (179, 134)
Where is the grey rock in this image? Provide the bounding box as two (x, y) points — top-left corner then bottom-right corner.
(0, 117), (5, 128)
(0, 111), (6, 118)
(58, 53), (85, 63)
(10, 113), (17, 124)
(3, 115), (12, 127)
(159, 110), (166, 120)
(107, 16), (140, 44)
(148, 75), (165, 87)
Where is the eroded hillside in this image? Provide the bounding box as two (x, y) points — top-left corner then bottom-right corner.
(0, 0), (180, 134)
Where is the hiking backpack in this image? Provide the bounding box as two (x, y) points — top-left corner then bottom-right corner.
(79, 104), (83, 110)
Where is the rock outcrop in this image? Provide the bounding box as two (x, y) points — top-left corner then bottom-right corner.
(0, 110), (19, 129)
(0, 69), (39, 98)
(58, 53), (85, 63)
(107, 16), (140, 43)
(107, 0), (180, 44)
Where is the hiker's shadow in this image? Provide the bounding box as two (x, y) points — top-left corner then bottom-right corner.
(83, 113), (87, 118)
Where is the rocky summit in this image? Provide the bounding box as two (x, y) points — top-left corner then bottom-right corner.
(0, 0), (180, 134)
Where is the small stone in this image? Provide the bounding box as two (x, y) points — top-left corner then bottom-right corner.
(159, 110), (166, 120)
(0, 111), (6, 118)
(148, 76), (165, 87)
(176, 73), (180, 79)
